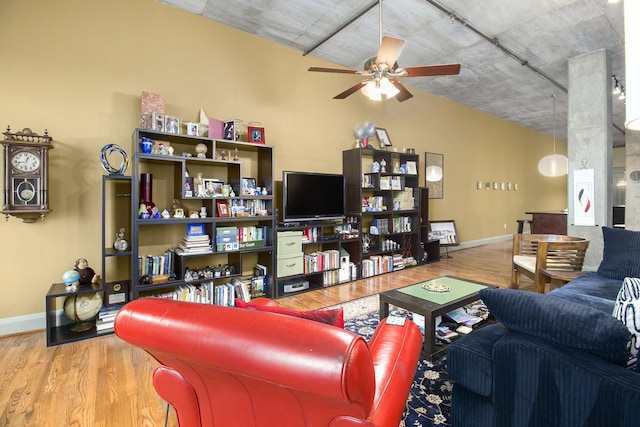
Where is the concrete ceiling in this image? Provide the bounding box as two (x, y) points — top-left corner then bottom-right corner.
(157, 0), (626, 147)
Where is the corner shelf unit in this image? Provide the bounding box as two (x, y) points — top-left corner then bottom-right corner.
(130, 129), (275, 302)
(274, 219), (360, 298)
(342, 148), (422, 279)
(45, 174), (134, 347)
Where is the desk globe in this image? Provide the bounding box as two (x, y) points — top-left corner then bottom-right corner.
(63, 292), (103, 332)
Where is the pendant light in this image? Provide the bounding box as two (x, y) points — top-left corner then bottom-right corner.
(537, 94), (568, 177)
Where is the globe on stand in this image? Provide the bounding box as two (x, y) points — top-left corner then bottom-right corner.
(63, 293), (103, 332)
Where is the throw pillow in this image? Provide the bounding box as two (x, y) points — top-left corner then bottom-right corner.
(479, 288), (631, 365)
(597, 227), (640, 280)
(235, 299), (344, 328)
(613, 277), (640, 369)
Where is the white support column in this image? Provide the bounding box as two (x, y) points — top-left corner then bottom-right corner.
(567, 49), (612, 269)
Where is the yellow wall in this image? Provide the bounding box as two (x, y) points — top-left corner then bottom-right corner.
(0, 0), (569, 321)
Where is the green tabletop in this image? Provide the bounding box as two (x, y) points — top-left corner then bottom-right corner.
(397, 277), (488, 305)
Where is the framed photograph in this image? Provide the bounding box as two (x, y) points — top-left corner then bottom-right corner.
(425, 152), (444, 199)
(216, 200), (229, 217)
(223, 120), (235, 141)
(203, 179), (224, 197)
(242, 177), (257, 195)
(165, 116), (180, 134)
(406, 161), (417, 175)
(184, 176), (194, 197)
(187, 223), (205, 236)
(248, 126), (265, 144)
(429, 220), (460, 246)
(375, 127), (392, 148)
(151, 112), (164, 132)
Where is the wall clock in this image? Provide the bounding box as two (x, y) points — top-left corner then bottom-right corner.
(1, 126), (53, 222)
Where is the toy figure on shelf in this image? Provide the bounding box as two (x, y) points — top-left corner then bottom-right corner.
(371, 161), (380, 173)
(74, 258), (100, 286)
(380, 158), (387, 173)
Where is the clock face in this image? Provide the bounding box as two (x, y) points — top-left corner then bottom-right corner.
(11, 150), (40, 173)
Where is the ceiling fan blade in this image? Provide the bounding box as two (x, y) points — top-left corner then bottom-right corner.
(400, 63), (461, 77)
(334, 82), (367, 99)
(389, 79), (413, 102)
(308, 66), (360, 74)
(376, 36), (406, 68)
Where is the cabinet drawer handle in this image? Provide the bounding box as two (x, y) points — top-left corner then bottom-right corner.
(286, 262), (297, 267)
(286, 242), (295, 246)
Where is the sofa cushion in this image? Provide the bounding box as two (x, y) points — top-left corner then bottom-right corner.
(613, 277), (640, 369)
(479, 288), (631, 365)
(549, 271), (621, 313)
(235, 298), (344, 328)
(597, 227), (640, 280)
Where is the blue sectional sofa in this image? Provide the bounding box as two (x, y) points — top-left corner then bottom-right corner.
(447, 227), (640, 427)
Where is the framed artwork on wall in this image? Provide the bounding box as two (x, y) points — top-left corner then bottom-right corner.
(425, 152), (444, 199)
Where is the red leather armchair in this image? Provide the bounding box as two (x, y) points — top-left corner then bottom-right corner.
(115, 298), (422, 427)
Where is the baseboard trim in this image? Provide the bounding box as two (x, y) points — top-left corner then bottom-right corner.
(0, 312), (45, 336)
(441, 234), (512, 253)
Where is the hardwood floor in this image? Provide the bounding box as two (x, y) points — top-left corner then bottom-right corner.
(0, 239), (529, 427)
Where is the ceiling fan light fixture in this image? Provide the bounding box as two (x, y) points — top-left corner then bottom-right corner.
(379, 77), (400, 98)
(361, 80), (382, 101)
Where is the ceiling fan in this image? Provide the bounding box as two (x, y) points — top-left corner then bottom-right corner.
(308, 0), (461, 102)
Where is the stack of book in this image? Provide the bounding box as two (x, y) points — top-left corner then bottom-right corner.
(176, 234), (212, 255)
(95, 305), (123, 332)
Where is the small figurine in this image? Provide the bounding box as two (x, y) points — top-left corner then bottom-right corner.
(62, 269), (80, 292)
(138, 203), (150, 219)
(161, 209), (171, 219)
(380, 158), (386, 173)
(371, 161), (380, 173)
(233, 148), (239, 161)
(74, 258), (99, 286)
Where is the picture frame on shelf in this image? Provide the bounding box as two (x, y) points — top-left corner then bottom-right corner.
(165, 116), (180, 134)
(406, 161), (417, 175)
(223, 120), (235, 141)
(375, 127), (392, 148)
(187, 223), (205, 236)
(203, 179), (224, 197)
(151, 112), (164, 132)
(247, 126), (265, 144)
(216, 200), (229, 217)
(242, 177), (257, 195)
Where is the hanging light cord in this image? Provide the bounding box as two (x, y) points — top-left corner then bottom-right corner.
(552, 94), (556, 153)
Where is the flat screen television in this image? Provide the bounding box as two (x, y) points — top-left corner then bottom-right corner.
(282, 171), (345, 223)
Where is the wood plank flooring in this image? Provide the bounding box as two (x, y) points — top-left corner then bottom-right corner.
(0, 239), (529, 427)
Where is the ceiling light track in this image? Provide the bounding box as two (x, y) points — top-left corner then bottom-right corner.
(424, 0), (625, 139)
(303, 0), (380, 56)
(424, 0), (566, 94)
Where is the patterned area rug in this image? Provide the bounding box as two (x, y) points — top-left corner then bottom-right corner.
(335, 295), (452, 427)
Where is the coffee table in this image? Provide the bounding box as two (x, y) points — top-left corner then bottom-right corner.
(379, 276), (496, 360)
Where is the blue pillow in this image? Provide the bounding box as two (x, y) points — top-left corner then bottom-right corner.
(597, 227), (640, 280)
(479, 288), (630, 365)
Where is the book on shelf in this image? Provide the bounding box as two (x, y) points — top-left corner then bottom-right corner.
(96, 318), (115, 331)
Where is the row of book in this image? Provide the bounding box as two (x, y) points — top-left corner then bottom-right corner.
(391, 216), (412, 233)
(322, 269), (342, 287)
(361, 255), (394, 278)
(303, 249), (340, 274)
(138, 249), (175, 277)
(95, 304), (124, 332)
(147, 276), (267, 306)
